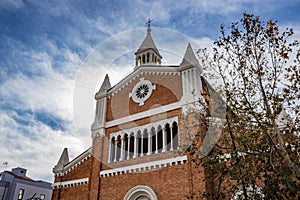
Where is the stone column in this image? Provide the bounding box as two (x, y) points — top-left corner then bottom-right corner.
(120, 136), (124, 161)
(114, 139), (118, 162)
(147, 131), (152, 155)
(141, 133), (144, 157)
(133, 134), (137, 158)
(170, 126), (174, 151)
(108, 138), (112, 163)
(127, 135), (131, 159)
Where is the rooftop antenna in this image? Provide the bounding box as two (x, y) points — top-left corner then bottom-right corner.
(3, 162), (8, 169)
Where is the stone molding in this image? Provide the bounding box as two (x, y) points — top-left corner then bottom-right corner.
(54, 148), (91, 177)
(124, 185), (158, 200)
(109, 116), (178, 139)
(106, 102), (180, 128)
(108, 66), (180, 97)
(52, 177), (89, 189)
(129, 77), (156, 106)
(100, 155), (187, 177)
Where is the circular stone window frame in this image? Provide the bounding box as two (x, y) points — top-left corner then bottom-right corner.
(124, 185), (158, 200)
(129, 78), (156, 106)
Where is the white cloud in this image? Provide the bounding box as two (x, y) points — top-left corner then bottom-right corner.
(0, 110), (84, 181)
(0, 36), (87, 181)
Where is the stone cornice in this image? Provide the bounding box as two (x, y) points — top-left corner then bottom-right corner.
(52, 177), (89, 189)
(100, 156), (187, 177)
(108, 65), (180, 98)
(105, 102), (180, 128)
(109, 116), (178, 139)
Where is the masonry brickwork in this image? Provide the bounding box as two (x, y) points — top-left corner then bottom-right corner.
(52, 28), (214, 200)
(106, 74), (182, 121)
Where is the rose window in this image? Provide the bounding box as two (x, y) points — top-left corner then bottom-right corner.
(129, 78), (155, 106)
(136, 84), (150, 99)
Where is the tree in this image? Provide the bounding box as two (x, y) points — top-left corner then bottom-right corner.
(189, 13), (300, 199)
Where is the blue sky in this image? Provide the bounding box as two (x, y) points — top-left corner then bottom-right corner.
(1, 0), (300, 182)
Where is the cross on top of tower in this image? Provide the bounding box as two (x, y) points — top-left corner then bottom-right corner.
(146, 18), (153, 33)
(145, 18), (153, 28)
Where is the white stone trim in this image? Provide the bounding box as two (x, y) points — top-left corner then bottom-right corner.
(108, 66), (180, 97)
(100, 156), (187, 177)
(106, 102), (180, 128)
(180, 67), (204, 113)
(52, 178), (89, 189)
(109, 116), (178, 139)
(124, 185), (158, 200)
(129, 77), (156, 106)
(55, 148), (91, 176)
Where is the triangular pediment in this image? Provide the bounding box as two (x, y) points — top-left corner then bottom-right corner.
(107, 65), (180, 97)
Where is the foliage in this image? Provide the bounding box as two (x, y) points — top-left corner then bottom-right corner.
(191, 13), (300, 199)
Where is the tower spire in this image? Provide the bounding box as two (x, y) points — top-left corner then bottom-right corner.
(53, 148), (69, 174)
(135, 19), (162, 68)
(179, 43), (203, 73)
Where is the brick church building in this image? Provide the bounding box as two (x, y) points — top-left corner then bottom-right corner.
(51, 25), (220, 200)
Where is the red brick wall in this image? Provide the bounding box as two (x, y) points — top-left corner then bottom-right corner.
(52, 185), (89, 200)
(99, 163), (190, 200)
(52, 157), (92, 200)
(54, 157), (92, 183)
(106, 74), (182, 121)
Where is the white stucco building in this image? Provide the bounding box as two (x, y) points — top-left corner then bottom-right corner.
(0, 167), (52, 200)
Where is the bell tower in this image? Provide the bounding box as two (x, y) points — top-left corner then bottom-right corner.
(135, 19), (162, 68)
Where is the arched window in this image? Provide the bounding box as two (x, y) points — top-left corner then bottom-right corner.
(124, 134), (129, 160)
(142, 129), (148, 156)
(137, 131), (142, 157)
(116, 135), (122, 161)
(146, 53), (150, 63)
(137, 56), (141, 66)
(110, 137), (115, 162)
(151, 127), (156, 153)
(142, 54), (145, 64)
(172, 122), (178, 149)
(165, 123), (172, 151)
(157, 126), (163, 153)
(129, 134), (135, 159)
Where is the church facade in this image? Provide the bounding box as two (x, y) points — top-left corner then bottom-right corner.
(51, 26), (215, 200)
